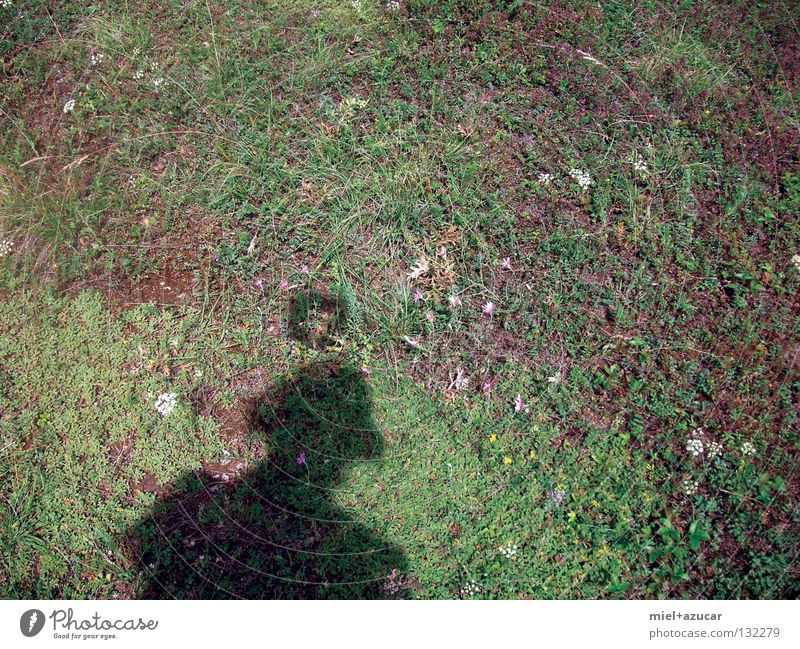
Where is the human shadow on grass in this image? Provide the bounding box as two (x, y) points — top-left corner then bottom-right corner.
(128, 290), (407, 599)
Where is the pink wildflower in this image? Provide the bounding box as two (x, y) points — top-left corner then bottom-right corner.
(514, 394), (525, 413)
(279, 279), (289, 290)
(500, 257), (512, 271)
(482, 301), (496, 316)
(413, 288), (424, 302)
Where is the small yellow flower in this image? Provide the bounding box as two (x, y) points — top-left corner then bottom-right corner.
(529, 450), (536, 460)
(489, 434), (497, 442)
(567, 511), (576, 521)
(503, 456), (512, 465)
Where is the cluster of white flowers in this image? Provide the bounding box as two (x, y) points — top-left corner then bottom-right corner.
(62, 99), (76, 114)
(791, 254), (800, 273)
(90, 51), (105, 66)
(686, 437), (704, 457)
(387, 0), (401, 11)
(685, 428), (725, 461)
(351, 0), (362, 9)
(632, 157), (648, 173)
(548, 487), (566, 505)
(498, 542), (518, 559)
(1, 0), (13, 8)
(682, 478), (699, 496)
(569, 168), (593, 190)
(337, 95), (367, 117)
(741, 441), (756, 457)
(134, 58), (162, 87)
(154, 392), (178, 417)
(0, 238), (13, 258)
(538, 172), (553, 185)
(460, 580), (481, 597)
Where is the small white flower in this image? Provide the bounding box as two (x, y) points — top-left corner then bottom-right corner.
(741, 441), (756, 457)
(90, 52), (105, 66)
(387, 0), (400, 11)
(62, 99), (76, 114)
(791, 254), (800, 273)
(546, 372), (562, 385)
(0, 238), (13, 258)
(0, 0), (13, 8)
(707, 441), (723, 458)
(498, 542), (518, 559)
(351, 0), (362, 9)
(686, 438), (704, 457)
(403, 336), (421, 348)
(682, 478), (699, 496)
(538, 172), (553, 185)
(568, 168), (593, 190)
(460, 579), (481, 597)
(134, 68), (145, 80)
(632, 157), (647, 173)
(154, 392), (178, 417)
(152, 76), (165, 89)
(447, 294), (462, 307)
(407, 258), (429, 280)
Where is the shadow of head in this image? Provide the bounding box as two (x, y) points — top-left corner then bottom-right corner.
(259, 361), (381, 489)
(127, 291), (407, 599)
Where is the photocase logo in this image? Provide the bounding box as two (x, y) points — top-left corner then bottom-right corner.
(20, 609), (45, 637)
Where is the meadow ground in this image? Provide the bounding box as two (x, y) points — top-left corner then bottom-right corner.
(0, 0), (798, 599)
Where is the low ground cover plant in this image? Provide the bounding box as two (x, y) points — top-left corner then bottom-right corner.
(0, 0), (798, 598)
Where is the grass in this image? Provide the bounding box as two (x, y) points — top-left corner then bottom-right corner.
(0, 0), (798, 599)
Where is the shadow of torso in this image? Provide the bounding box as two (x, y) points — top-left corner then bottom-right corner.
(128, 362), (406, 599)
